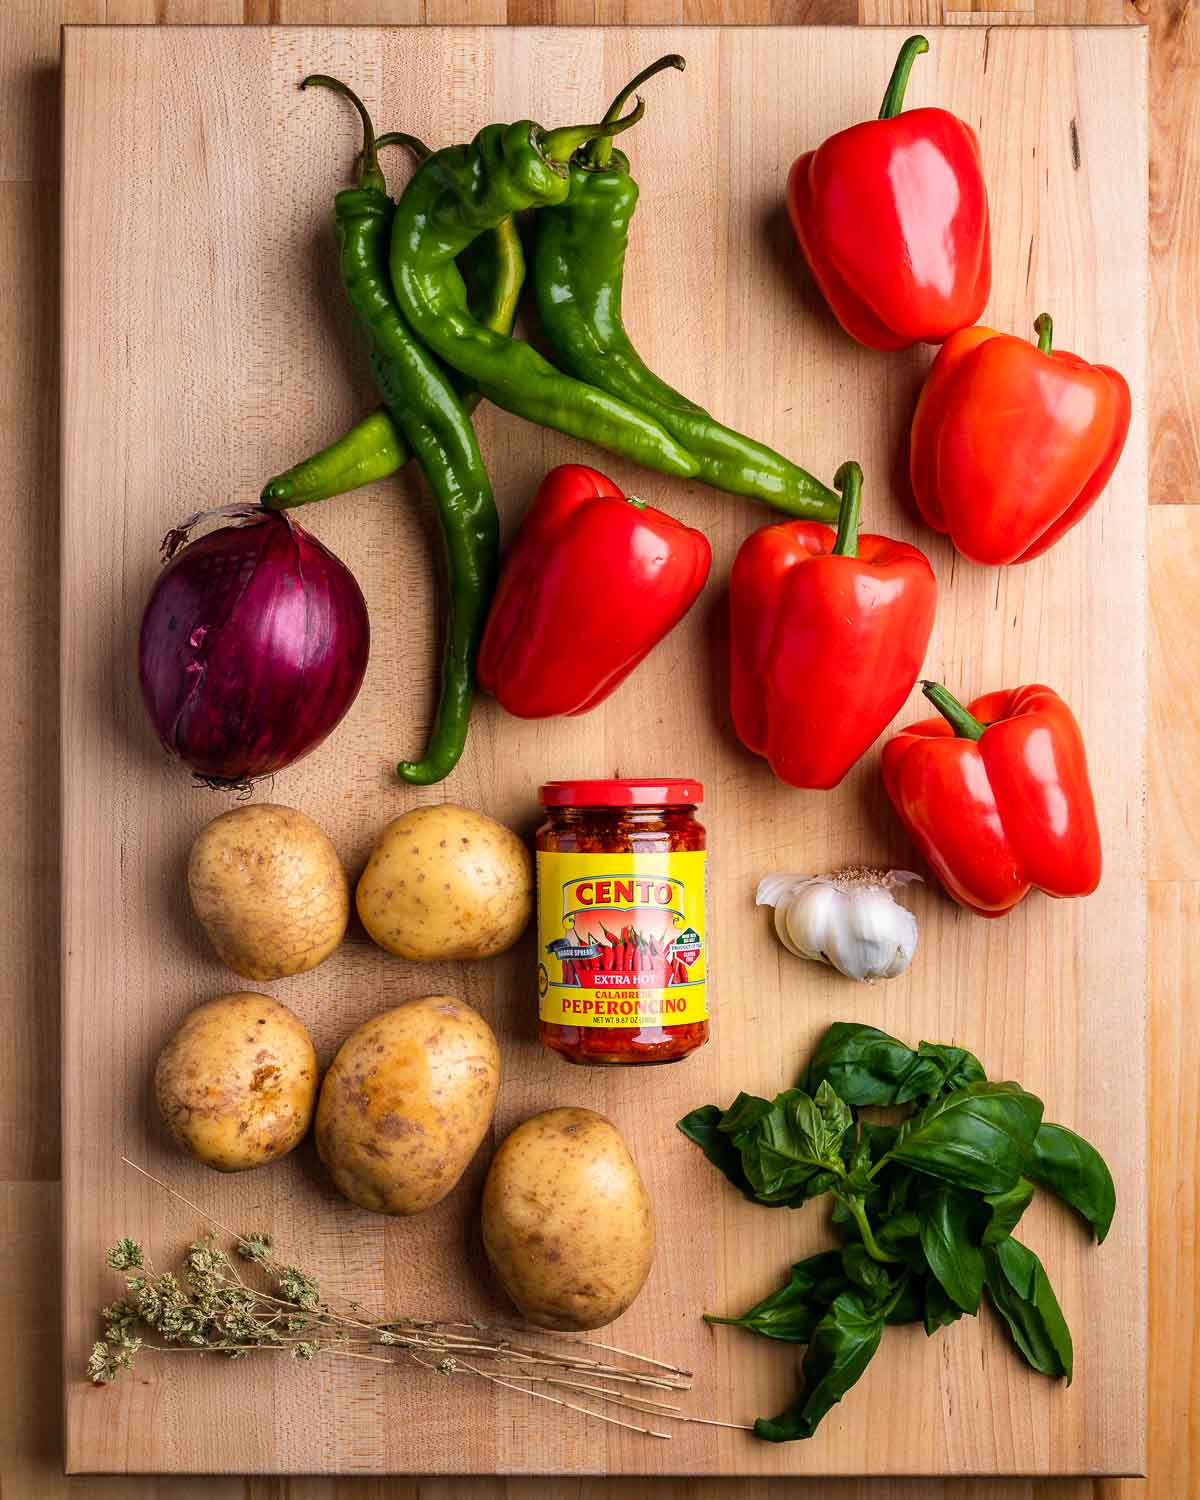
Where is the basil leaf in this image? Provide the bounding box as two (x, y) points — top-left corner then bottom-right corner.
(915, 1040), (987, 1096)
(681, 1087), (855, 1208)
(1027, 1122), (1116, 1243)
(923, 1276), (964, 1336)
(802, 1023), (943, 1106)
(792, 1081), (853, 1167)
(885, 1082), (1044, 1195)
(884, 1274), (925, 1326)
(723, 1086), (853, 1204)
(876, 1210), (922, 1251)
(830, 1196), (858, 1244)
(754, 1288), (886, 1442)
(706, 1251), (846, 1343)
(815, 1078), (854, 1129)
(858, 1121), (900, 1162)
(803, 1169), (842, 1200)
(982, 1177), (1036, 1247)
(916, 1181), (985, 1313)
(677, 1105), (760, 1203)
(802, 1025), (986, 1108)
(881, 1162), (915, 1219)
(841, 1250), (920, 1322)
(841, 1244), (893, 1300)
(717, 1091), (775, 1138)
(983, 1237), (1073, 1382)
(742, 1150), (818, 1206)
(848, 1129), (872, 1180)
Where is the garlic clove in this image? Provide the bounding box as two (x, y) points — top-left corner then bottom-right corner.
(756, 873), (803, 909)
(842, 884), (918, 980)
(784, 880), (840, 966)
(773, 897), (806, 957)
(758, 874), (814, 958)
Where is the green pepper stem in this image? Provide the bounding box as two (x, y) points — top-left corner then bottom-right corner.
(921, 680), (987, 741)
(301, 74), (385, 193)
(376, 130), (433, 163)
(539, 97), (645, 165)
(878, 36), (929, 120)
(588, 54), (686, 168)
(1035, 312), (1054, 355)
(832, 461), (863, 558)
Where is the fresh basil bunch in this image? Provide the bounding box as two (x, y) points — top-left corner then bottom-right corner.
(678, 1021), (1115, 1443)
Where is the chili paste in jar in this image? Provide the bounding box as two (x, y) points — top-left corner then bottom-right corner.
(536, 779), (708, 1066)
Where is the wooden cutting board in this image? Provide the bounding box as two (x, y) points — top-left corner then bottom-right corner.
(60, 23), (1147, 1477)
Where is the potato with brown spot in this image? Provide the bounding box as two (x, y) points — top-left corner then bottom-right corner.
(316, 995), (500, 1215)
(355, 804), (531, 961)
(188, 804), (349, 980)
(154, 992), (317, 1172)
(481, 1107), (655, 1331)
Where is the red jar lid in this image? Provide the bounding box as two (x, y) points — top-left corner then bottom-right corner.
(539, 778), (703, 808)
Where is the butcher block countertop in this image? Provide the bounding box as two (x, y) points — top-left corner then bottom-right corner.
(3, 0), (1197, 1494)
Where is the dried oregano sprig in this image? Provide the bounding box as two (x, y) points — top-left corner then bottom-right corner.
(88, 1231), (331, 1385)
(88, 1160), (748, 1440)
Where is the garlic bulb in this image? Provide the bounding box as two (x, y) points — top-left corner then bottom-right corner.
(756, 869), (921, 982)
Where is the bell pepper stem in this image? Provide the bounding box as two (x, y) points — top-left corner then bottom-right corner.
(540, 97), (645, 165)
(587, 54), (686, 169)
(301, 75), (386, 194)
(832, 461), (863, 557)
(878, 35), (929, 120)
(376, 130), (433, 163)
(1035, 312), (1054, 355)
(922, 680), (987, 741)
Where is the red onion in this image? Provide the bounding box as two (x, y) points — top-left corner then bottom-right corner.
(138, 505), (369, 785)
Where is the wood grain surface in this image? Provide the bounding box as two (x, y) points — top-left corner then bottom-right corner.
(1, 0), (1194, 1495)
(59, 22), (1146, 1480)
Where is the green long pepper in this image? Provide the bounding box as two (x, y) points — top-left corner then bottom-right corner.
(388, 107), (701, 478)
(301, 74), (499, 786)
(261, 136), (525, 511)
(533, 56), (839, 519)
(262, 408), (408, 509)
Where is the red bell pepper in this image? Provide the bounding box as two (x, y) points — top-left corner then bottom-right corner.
(787, 35), (991, 352)
(909, 313), (1132, 565)
(881, 681), (1101, 916)
(729, 462), (937, 790)
(477, 463), (711, 719)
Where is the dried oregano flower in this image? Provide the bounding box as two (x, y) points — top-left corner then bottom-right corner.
(238, 1232), (272, 1263)
(105, 1238), (145, 1271)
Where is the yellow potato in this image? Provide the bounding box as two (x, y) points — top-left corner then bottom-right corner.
(188, 803), (349, 981)
(155, 992), (317, 1172)
(481, 1107), (655, 1331)
(356, 804), (532, 961)
(315, 995), (500, 1215)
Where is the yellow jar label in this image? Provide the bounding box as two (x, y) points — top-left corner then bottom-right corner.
(537, 850), (707, 1028)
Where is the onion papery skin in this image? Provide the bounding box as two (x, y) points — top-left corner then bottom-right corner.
(137, 509), (370, 785)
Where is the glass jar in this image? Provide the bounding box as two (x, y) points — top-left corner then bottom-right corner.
(535, 778), (708, 1066)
